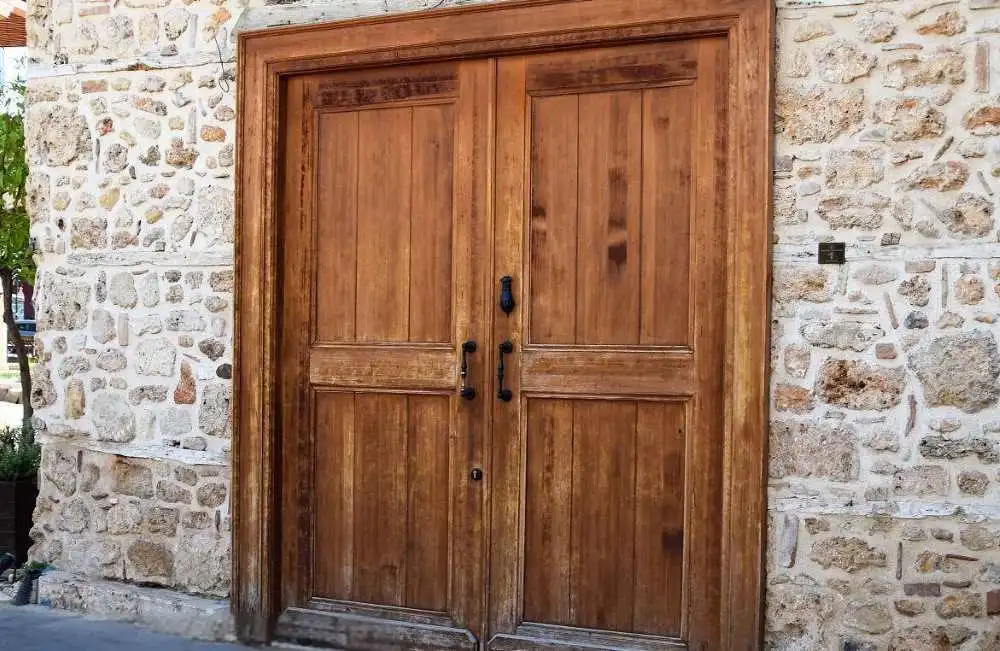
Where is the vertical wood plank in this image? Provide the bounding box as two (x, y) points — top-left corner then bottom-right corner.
(405, 395), (451, 611)
(528, 95), (579, 345)
(356, 108), (413, 342)
(575, 91), (642, 346)
(522, 399), (574, 626)
(633, 401), (685, 636)
(488, 55), (528, 637)
(569, 400), (637, 631)
(278, 77), (313, 611)
(686, 37), (728, 645)
(640, 86), (693, 347)
(353, 393), (409, 606)
(409, 105), (455, 344)
(314, 112), (359, 343)
(313, 392), (355, 600)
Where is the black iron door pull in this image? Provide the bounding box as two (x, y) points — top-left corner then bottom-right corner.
(459, 340), (477, 400)
(497, 340), (513, 402)
(499, 276), (516, 315)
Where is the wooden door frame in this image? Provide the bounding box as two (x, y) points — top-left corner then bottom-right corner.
(234, 0), (774, 647)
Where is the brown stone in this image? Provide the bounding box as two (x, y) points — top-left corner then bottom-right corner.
(784, 344), (811, 378)
(825, 146), (885, 189)
(857, 10), (897, 43)
(200, 125), (225, 142)
(955, 275), (986, 305)
(843, 600), (892, 634)
(874, 96), (946, 141)
(915, 551), (959, 573)
(106, 503), (143, 535)
(156, 480), (191, 504)
(174, 360), (195, 404)
(885, 48), (966, 90)
(815, 40), (876, 84)
(895, 466), (949, 497)
(197, 482), (228, 508)
(182, 511), (213, 530)
(809, 536), (886, 572)
(988, 590), (1000, 615)
(957, 470), (989, 496)
(960, 524), (999, 551)
(769, 421), (859, 482)
(133, 97), (167, 116)
(776, 85), (865, 144)
(166, 139), (198, 168)
(815, 359), (905, 411)
(113, 461), (153, 499)
(774, 265), (832, 303)
(916, 10), (967, 36)
(774, 384), (814, 413)
(910, 331), (1000, 413)
(899, 161), (969, 191)
(209, 270), (234, 292)
(963, 98), (1000, 135)
(894, 599), (926, 616)
(816, 192), (891, 230)
(145, 506), (179, 536)
(939, 193), (995, 239)
(875, 343), (897, 359)
(174, 466), (198, 486)
(127, 540), (174, 578)
(904, 582), (942, 597)
(81, 80), (108, 93)
(888, 626), (950, 651)
(898, 275), (931, 307)
(935, 592), (982, 618)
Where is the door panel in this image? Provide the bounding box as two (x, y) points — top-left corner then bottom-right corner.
(279, 34), (732, 651)
(278, 59), (492, 651)
(489, 37), (729, 651)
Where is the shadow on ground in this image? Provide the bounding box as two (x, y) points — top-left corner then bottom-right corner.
(0, 604), (257, 650)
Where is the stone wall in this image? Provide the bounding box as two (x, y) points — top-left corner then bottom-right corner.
(20, 0), (1000, 646)
(24, 0), (239, 598)
(769, 0), (1000, 647)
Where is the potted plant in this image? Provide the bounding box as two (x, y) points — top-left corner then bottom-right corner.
(0, 426), (39, 565)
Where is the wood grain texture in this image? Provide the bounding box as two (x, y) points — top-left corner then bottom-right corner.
(522, 399), (574, 626)
(314, 111), (359, 343)
(633, 402), (686, 635)
(236, 1), (772, 647)
(574, 90), (642, 346)
(268, 57), (493, 650)
(309, 345), (456, 391)
(313, 392), (356, 599)
(528, 94), (578, 345)
(491, 37), (736, 651)
(356, 108), (412, 342)
(640, 86), (694, 347)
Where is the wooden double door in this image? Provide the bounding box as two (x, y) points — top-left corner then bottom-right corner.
(278, 36), (730, 651)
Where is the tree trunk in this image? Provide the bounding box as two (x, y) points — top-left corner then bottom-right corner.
(0, 268), (31, 430)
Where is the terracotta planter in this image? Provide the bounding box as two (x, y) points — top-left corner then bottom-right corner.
(0, 477), (37, 564)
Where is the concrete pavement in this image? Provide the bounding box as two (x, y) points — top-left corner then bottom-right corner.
(0, 604), (259, 651)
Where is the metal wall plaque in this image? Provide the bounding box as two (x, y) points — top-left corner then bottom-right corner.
(818, 242), (846, 265)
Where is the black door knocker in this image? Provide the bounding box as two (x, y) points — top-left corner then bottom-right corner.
(499, 276), (516, 315)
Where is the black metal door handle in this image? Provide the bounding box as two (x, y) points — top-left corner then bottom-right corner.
(497, 340), (513, 402)
(499, 276), (516, 315)
(459, 340), (476, 400)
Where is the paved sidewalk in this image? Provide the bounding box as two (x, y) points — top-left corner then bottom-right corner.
(0, 604), (259, 650)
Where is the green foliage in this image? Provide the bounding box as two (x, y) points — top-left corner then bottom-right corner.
(0, 426), (40, 481)
(0, 81), (30, 286)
